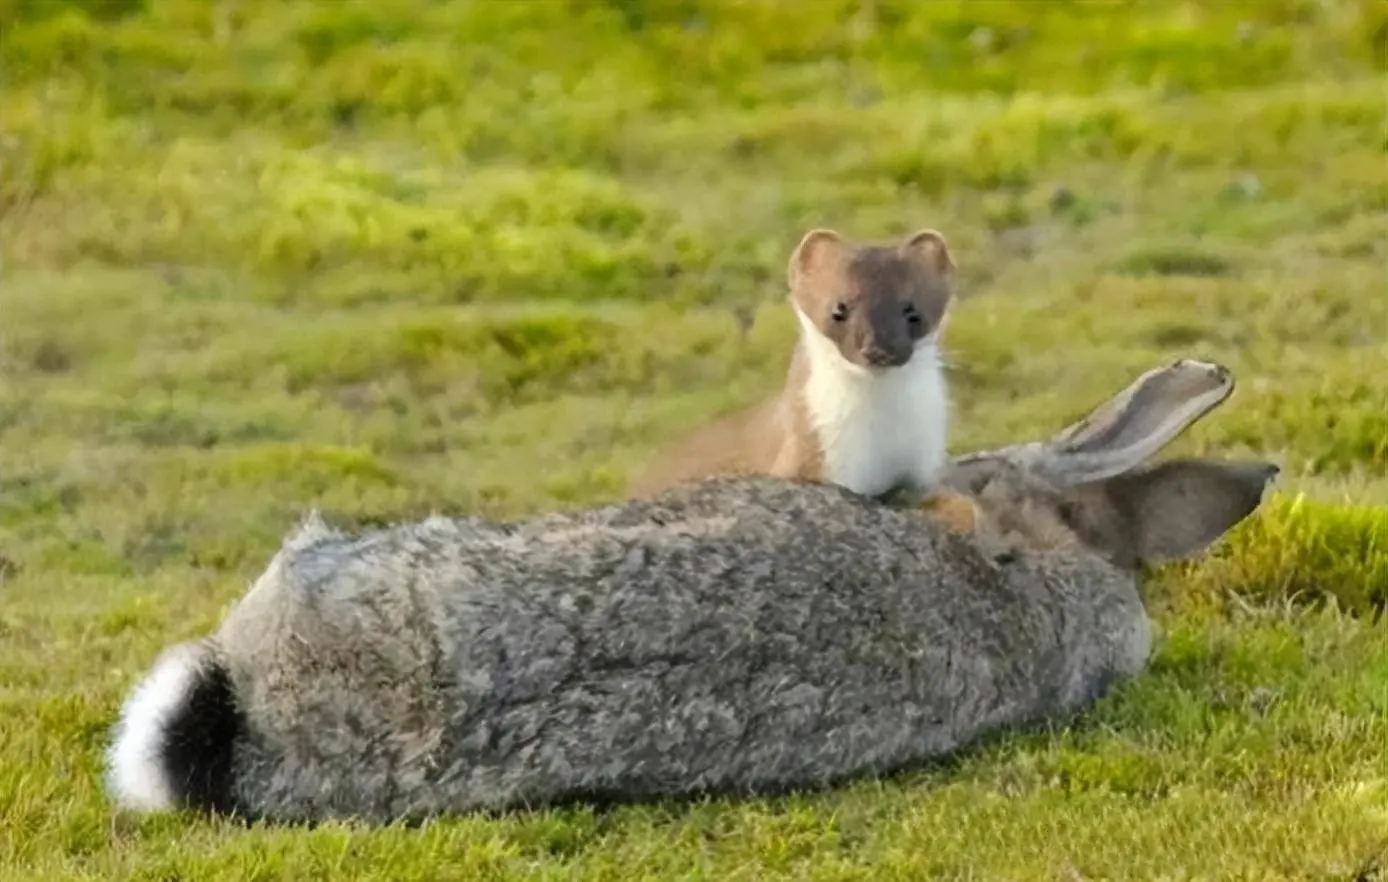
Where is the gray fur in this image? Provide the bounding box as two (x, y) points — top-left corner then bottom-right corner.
(105, 359), (1276, 824)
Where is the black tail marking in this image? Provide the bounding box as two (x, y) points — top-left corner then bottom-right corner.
(159, 656), (244, 815)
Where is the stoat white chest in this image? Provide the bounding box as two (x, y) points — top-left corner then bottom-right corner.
(795, 311), (950, 498)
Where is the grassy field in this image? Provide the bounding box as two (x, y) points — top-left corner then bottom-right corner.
(1, 0), (1386, 878)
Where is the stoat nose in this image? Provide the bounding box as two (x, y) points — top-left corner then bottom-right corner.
(862, 346), (911, 368)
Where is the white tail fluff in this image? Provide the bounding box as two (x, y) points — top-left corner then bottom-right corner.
(105, 642), (210, 812)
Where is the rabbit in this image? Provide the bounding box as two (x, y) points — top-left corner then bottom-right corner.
(104, 358), (1278, 825)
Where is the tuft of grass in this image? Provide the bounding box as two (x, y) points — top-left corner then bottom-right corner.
(1115, 245), (1234, 278)
(0, 0), (1386, 878)
(1161, 492), (1388, 618)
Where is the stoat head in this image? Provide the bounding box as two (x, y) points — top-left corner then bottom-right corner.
(787, 227), (955, 373)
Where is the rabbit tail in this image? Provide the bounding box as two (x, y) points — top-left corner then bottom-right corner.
(105, 640), (243, 815)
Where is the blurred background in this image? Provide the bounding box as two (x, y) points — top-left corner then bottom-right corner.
(0, 2), (1385, 877)
(1, 0), (1384, 632)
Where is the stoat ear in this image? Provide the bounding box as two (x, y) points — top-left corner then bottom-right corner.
(788, 229), (845, 287)
(900, 228), (954, 275)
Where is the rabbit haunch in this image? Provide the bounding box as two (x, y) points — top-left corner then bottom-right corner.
(105, 359), (1276, 825)
(629, 227), (955, 500)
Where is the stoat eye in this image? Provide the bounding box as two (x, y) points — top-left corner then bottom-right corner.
(830, 302), (849, 322)
(904, 302), (923, 327)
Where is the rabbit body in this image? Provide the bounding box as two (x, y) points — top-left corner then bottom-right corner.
(146, 476), (1149, 824)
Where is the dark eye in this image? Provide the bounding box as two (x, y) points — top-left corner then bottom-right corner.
(830, 302), (849, 322)
(904, 303), (923, 327)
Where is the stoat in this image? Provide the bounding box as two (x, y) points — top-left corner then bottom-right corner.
(630, 227), (956, 500)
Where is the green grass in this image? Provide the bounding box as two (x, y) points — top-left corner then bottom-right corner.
(1, 0), (1386, 878)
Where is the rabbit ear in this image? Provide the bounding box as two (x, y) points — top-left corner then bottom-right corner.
(1086, 458), (1280, 564)
(940, 359), (1235, 491)
(1036, 359), (1236, 485)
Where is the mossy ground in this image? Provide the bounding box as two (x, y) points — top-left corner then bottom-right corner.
(1, 1), (1386, 878)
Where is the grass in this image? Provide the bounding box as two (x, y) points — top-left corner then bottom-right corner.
(1, 0), (1386, 877)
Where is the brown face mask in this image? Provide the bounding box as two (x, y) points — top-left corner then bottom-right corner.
(788, 228), (955, 370)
